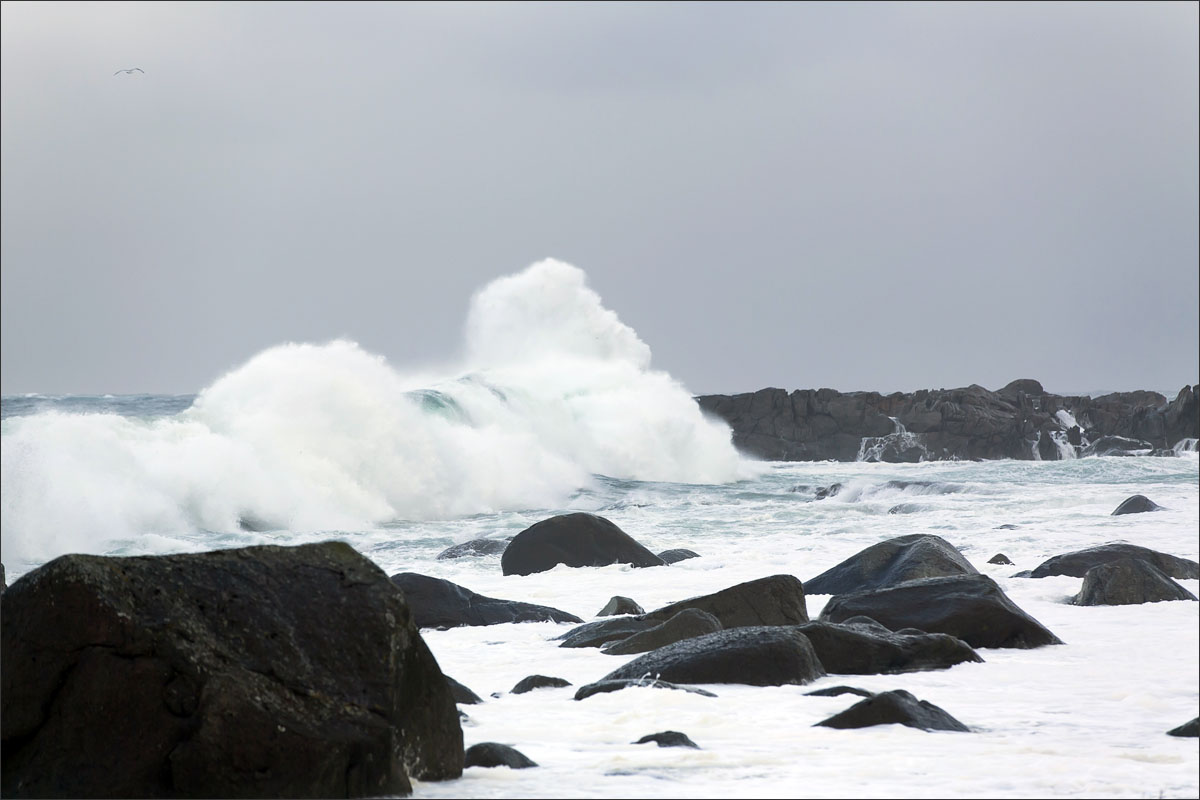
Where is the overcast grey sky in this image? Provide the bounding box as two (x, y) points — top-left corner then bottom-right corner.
(2, 1), (1197, 397)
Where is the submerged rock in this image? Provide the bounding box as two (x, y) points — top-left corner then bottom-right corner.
(1025, 544), (1199, 580)
(820, 574), (1062, 649)
(805, 685), (875, 698)
(510, 675), (572, 695)
(1167, 718), (1199, 737)
(501, 513), (666, 576)
(574, 678), (718, 701)
(804, 534), (979, 596)
(436, 538), (509, 560)
(633, 731), (699, 749)
(463, 742), (537, 769)
(657, 548), (701, 564)
(1111, 494), (1165, 515)
(1070, 559), (1198, 606)
(390, 572), (583, 629)
(556, 616), (653, 649)
(1, 542), (463, 799)
(597, 596), (644, 616)
(814, 689), (970, 732)
(988, 553), (1014, 565)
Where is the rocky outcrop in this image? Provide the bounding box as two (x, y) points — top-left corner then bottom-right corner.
(1070, 559), (1198, 606)
(390, 573), (583, 629)
(695, 381), (1199, 462)
(597, 626), (826, 687)
(804, 534), (979, 596)
(820, 574), (1062, 649)
(814, 690), (970, 732)
(500, 513), (666, 576)
(1, 542), (462, 799)
(1023, 544), (1200, 580)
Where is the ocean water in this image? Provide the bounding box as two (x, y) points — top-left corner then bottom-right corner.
(2, 260), (1197, 798)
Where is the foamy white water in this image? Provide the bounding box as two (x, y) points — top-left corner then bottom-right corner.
(1, 259), (1197, 798)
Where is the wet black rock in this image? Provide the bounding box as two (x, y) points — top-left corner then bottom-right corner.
(1, 542), (463, 799)
(987, 553), (1014, 565)
(1167, 718), (1199, 737)
(510, 675), (572, 695)
(1025, 543), (1199, 580)
(598, 626), (826, 687)
(1070, 559), (1198, 606)
(1111, 494), (1165, 515)
(658, 548), (701, 564)
(390, 572), (583, 629)
(820, 574), (1062, 649)
(633, 731), (699, 748)
(463, 742), (537, 769)
(436, 538), (509, 560)
(446, 675), (483, 705)
(574, 678), (718, 701)
(795, 620), (983, 675)
(601, 609), (723, 656)
(640, 573), (810, 629)
(814, 689), (970, 732)
(501, 513), (666, 576)
(597, 596), (644, 616)
(805, 534), (979, 596)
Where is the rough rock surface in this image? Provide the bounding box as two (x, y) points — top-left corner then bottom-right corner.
(598, 626), (826, 687)
(601, 609), (723, 656)
(1025, 544), (1200, 580)
(1070, 559), (1198, 606)
(804, 535), (979, 596)
(820, 574), (1062, 649)
(795, 620), (983, 674)
(463, 743), (537, 769)
(1, 542), (463, 799)
(814, 689), (970, 732)
(501, 513), (666, 576)
(390, 572), (582, 629)
(696, 382), (1199, 462)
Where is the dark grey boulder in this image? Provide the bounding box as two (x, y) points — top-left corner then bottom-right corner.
(805, 685), (875, 698)
(446, 675), (483, 705)
(574, 678), (718, 701)
(436, 538), (509, 560)
(602, 609), (723, 656)
(510, 675), (572, 694)
(814, 689), (970, 732)
(820, 574), (1062, 649)
(598, 596), (644, 616)
(500, 513), (666, 576)
(1071, 559), (1198, 606)
(556, 616), (653, 649)
(641, 574), (810, 629)
(1112, 494), (1165, 515)
(988, 553), (1014, 565)
(598, 626), (826, 687)
(796, 620), (983, 674)
(390, 572), (583, 629)
(805, 534), (979, 596)
(1167, 718), (1199, 737)
(658, 548), (701, 564)
(1, 542), (463, 799)
(633, 731), (699, 748)
(1026, 544), (1199, 580)
(463, 742), (537, 769)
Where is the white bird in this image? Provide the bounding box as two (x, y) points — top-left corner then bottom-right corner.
(114, 68), (144, 75)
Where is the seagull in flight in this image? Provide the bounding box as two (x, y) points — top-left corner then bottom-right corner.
(114, 68), (144, 75)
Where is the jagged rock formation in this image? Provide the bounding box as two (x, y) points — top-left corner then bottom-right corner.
(696, 380), (1198, 462)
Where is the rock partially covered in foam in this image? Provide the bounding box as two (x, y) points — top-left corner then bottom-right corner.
(601, 609), (723, 656)
(1026, 543), (1198, 579)
(390, 572), (583, 629)
(805, 534), (979, 596)
(1111, 494), (1164, 515)
(795, 620), (983, 674)
(640, 574), (810, 629)
(1070, 559), (1198, 606)
(814, 689), (970, 732)
(1, 542), (463, 798)
(501, 513), (666, 576)
(436, 538), (509, 560)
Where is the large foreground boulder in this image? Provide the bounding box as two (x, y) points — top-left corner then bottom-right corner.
(1070, 559), (1198, 606)
(804, 534), (979, 595)
(1025, 543), (1200, 580)
(501, 513), (666, 576)
(597, 626), (826, 687)
(795, 620), (983, 674)
(1, 542), (462, 799)
(389, 573), (583, 629)
(820, 574), (1062, 649)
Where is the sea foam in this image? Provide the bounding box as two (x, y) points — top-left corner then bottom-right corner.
(0, 259), (748, 565)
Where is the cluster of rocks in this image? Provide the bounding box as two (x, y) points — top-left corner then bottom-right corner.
(4, 501), (1196, 796)
(696, 379), (1199, 462)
